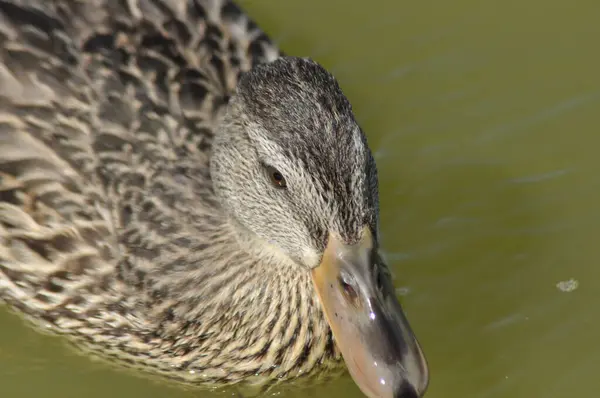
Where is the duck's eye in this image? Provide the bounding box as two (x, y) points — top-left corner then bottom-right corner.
(266, 166), (287, 189)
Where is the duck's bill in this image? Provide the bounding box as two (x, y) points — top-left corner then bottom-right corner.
(311, 228), (429, 398)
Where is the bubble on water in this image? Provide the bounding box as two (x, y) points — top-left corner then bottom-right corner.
(556, 278), (579, 292)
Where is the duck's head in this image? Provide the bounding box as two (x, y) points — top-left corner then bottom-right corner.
(210, 56), (428, 398)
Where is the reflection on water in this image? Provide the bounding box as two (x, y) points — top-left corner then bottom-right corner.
(2, 0), (600, 397)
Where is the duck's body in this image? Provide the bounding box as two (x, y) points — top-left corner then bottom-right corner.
(0, 1), (428, 397)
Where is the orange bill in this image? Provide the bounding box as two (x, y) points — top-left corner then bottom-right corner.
(311, 227), (429, 398)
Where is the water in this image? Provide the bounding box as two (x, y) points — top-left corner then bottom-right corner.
(2, 0), (600, 397)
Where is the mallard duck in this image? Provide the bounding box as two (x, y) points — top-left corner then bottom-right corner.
(0, 0), (428, 397)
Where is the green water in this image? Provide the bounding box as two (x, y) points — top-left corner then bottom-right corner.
(2, 0), (600, 397)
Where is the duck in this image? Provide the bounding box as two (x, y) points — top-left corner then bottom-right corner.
(0, 0), (428, 397)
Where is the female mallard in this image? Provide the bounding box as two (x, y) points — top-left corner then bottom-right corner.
(0, 0), (428, 397)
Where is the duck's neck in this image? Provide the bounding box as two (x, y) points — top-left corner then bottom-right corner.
(135, 215), (341, 386)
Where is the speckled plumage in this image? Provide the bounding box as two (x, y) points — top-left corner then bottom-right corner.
(0, 0), (382, 393)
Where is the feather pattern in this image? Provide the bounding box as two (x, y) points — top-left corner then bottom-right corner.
(0, 0), (345, 391)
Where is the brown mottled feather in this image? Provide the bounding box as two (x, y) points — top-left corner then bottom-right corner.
(0, 0), (342, 392)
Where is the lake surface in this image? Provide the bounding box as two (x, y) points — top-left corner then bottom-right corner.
(2, 0), (600, 397)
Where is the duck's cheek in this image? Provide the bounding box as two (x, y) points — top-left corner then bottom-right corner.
(310, 228), (429, 398)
